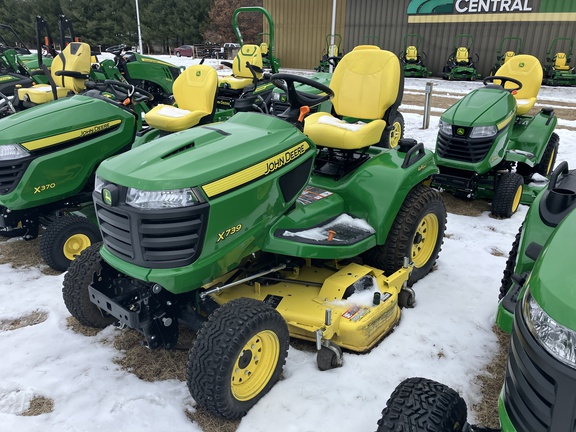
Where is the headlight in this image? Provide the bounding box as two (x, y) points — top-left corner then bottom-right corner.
(523, 289), (576, 367)
(94, 175), (105, 193)
(438, 119), (452, 135)
(469, 125), (497, 138)
(0, 144), (30, 160)
(126, 187), (203, 209)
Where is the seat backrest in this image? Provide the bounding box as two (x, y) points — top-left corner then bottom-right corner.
(554, 52), (569, 70)
(455, 47), (469, 63)
(495, 54), (542, 101)
(504, 51), (515, 63)
(406, 45), (418, 61)
(232, 44), (263, 79)
(330, 46), (401, 120)
(260, 42), (269, 56)
(50, 42), (91, 92)
(173, 64), (218, 113)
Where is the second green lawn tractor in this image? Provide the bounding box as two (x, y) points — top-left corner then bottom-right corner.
(489, 36), (522, 76)
(377, 162), (576, 432)
(542, 37), (576, 86)
(442, 34), (481, 81)
(63, 46), (446, 420)
(399, 34), (432, 78)
(432, 54), (559, 218)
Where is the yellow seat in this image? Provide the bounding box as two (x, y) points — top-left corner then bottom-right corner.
(144, 64), (217, 132)
(405, 46), (418, 62)
(554, 53), (571, 71)
(219, 44), (263, 90)
(495, 54), (543, 116)
(304, 45), (401, 150)
(260, 42), (269, 56)
(18, 42), (91, 104)
(455, 47), (470, 64)
(504, 51), (515, 63)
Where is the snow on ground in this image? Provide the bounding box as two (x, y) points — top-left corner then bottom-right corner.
(1, 56), (576, 432)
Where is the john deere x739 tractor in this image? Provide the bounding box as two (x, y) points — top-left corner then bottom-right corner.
(63, 46), (447, 419)
(433, 54), (559, 218)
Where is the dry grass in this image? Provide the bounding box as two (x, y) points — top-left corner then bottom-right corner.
(0, 310), (48, 331)
(0, 236), (60, 275)
(472, 327), (511, 428)
(441, 192), (491, 216)
(21, 395), (54, 416)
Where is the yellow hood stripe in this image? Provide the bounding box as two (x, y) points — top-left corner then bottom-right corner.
(22, 119), (122, 151)
(202, 141), (310, 198)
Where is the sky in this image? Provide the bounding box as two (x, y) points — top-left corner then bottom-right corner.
(1, 56), (575, 432)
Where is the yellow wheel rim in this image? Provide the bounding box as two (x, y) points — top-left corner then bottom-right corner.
(412, 213), (439, 268)
(512, 185), (523, 213)
(389, 121), (402, 149)
(546, 148), (555, 175)
(231, 330), (280, 402)
(63, 234), (92, 261)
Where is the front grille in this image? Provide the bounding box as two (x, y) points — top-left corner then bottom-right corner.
(0, 157), (32, 195)
(94, 189), (209, 269)
(436, 131), (495, 163)
(503, 301), (576, 432)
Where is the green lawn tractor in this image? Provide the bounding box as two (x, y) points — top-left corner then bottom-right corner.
(217, 7), (280, 118)
(442, 34), (481, 81)
(489, 36), (522, 76)
(399, 34), (432, 78)
(0, 60), (220, 272)
(542, 37), (576, 86)
(314, 34), (343, 73)
(63, 46), (446, 420)
(432, 54), (559, 218)
(377, 161), (576, 432)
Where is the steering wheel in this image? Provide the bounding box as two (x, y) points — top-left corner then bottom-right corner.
(102, 80), (154, 104)
(270, 73), (334, 111)
(105, 44), (128, 56)
(483, 75), (522, 92)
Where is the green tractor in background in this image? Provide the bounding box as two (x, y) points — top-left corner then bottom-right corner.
(63, 46), (446, 420)
(432, 54), (559, 218)
(314, 33), (343, 73)
(377, 161), (576, 432)
(442, 34), (481, 81)
(398, 33), (432, 78)
(542, 37), (576, 86)
(489, 36), (522, 76)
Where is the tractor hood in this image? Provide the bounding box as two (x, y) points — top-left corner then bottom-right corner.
(0, 95), (135, 150)
(529, 208), (576, 330)
(441, 87), (516, 127)
(96, 112), (312, 192)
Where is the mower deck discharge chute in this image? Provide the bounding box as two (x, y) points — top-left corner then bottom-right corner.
(63, 46), (446, 419)
(433, 54), (559, 218)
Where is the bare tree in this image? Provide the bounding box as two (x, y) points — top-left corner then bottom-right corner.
(203, 0), (263, 44)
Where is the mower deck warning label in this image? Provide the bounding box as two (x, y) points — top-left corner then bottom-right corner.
(297, 186), (333, 205)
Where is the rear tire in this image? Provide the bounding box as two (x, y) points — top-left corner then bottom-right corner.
(363, 184), (446, 285)
(377, 377), (467, 432)
(62, 242), (115, 328)
(492, 172), (524, 218)
(40, 216), (101, 272)
(186, 298), (289, 419)
(383, 112), (405, 149)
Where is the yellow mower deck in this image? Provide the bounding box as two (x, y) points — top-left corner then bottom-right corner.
(211, 261), (411, 352)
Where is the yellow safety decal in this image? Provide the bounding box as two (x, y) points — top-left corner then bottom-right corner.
(22, 119), (122, 151)
(497, 112), (515, 131)
(202, 141), (310, 198)
(0, 76), (18, 82)
(255, 83), (274, 93)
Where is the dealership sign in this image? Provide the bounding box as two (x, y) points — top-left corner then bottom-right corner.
(454, 0), (533, 13)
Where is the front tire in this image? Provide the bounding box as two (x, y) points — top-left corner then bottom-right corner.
(363, 185), (447, 285)
(40, 216), (101, 272)
(186, 298), (289, 419)
(175, 51), (181, 57)
(492, 172), (524, 218)
(62, 242), (115, 328)
(377, 377), (467, 432)
(499, 224), (523, 300)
